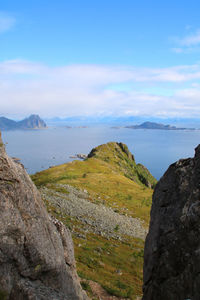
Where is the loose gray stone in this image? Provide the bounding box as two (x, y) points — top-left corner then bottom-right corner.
(40, 183), (147, 241)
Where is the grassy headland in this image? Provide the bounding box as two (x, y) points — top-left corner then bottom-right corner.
(32, 142), (156, 299)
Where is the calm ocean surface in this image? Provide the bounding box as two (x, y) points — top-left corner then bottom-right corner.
(2, 126), (200, 179)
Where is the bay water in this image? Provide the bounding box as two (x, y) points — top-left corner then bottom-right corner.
(2, 126), (200, 179)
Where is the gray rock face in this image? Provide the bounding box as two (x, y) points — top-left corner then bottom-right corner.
(143, 145), (200, 300)
(0, 114), (47, 130)
(17, 114), (47, 129)
(0, 132), (87, 299)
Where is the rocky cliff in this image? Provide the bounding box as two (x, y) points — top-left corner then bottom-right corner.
(0, 114), (47, 130)
(143, 145), (200, 300)
(0, 132), (87, 299)
(17, 114), (47, 129)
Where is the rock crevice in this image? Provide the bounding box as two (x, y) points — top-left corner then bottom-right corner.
(0, 132), (87, 299)
(143, 145), (200, 300)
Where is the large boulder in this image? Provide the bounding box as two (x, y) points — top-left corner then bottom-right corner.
(143, 145), (200, 300)
(0, 132), (87, 299)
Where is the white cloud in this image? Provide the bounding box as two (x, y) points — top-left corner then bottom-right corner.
(171, 48), (184, 53)
(1, 59), (200, 118)
(0, 12), (15, 33)
(179, 30), (200, 47)
(171, 29), (200, 53)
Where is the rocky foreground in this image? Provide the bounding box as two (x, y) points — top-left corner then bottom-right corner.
(143, 145), (200, 300)
(0, 132), (87, 299)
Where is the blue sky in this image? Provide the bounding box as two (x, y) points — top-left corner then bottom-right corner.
(1, 0), (200, 118)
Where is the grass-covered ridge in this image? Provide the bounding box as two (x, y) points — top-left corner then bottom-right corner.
(87, 142), (157, 189)
(32, 142), (157, 299)
(32, 142), (156, 224)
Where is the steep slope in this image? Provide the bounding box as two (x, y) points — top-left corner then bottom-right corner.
(33, 142), (156, 224)
(17, 114), (47, 129)
(0, 132), (87, 299)
(0, 114), (47, 130)
(32, 142), (156, 299)
(0, 117), (17, 130)
(143, 145), (200, 300)
(88, 142), (157, 188)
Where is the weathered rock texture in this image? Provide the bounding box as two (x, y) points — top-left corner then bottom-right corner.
(0, 132), (87, 299)
(143, 145), (200, 300)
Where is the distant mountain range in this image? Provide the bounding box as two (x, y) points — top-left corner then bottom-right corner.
(0, 115), (47, 130)
(44, 116), (200, 128)
(0, 116), (197, 131)
(125, 121), (195, 130)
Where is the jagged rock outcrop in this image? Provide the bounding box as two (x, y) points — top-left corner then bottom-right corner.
(0, 132), (87, 299)
(143, 145), (200, 300)
(17, 114), (47, 129)
(0, 114), (47, 130)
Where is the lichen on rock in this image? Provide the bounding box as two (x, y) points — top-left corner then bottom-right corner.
(0, 132), (87, 299)
(143, 145), (200, 300)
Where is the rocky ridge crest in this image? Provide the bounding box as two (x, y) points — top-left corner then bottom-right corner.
(88, 142), (156, 188)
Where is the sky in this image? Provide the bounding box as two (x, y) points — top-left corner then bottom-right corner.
(1, 0), (200, 119)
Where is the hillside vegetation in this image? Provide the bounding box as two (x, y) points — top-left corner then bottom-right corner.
(32, 142), (156, 299)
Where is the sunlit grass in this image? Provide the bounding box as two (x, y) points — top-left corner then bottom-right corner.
(32, 157), (153, 225)
(32, 142), (156, 299)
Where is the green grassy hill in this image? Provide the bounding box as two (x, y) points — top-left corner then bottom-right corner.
(32, 142), (156, 299)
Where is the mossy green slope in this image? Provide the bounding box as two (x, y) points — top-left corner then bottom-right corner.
(87, 142), (157, 188)
(32, 142), (156, 299)
(32, 142), (156, 224)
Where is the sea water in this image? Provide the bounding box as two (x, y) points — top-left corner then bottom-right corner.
(2, 126), (200, 179)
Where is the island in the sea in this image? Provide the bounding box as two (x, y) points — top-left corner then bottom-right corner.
(125, 121), (195, 130)
(0, 114), (47, 130)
